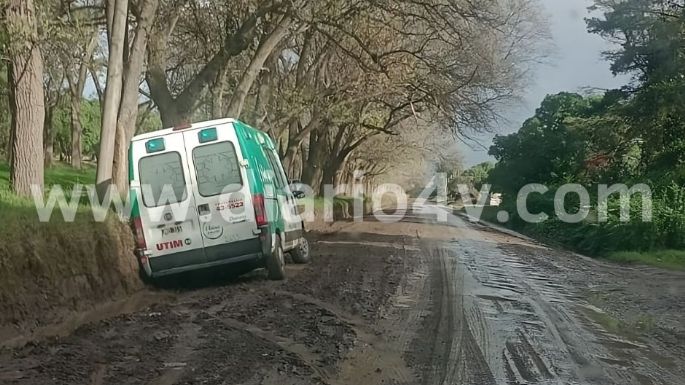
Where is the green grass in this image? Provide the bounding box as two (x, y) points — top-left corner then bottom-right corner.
(0, 161), (97, 222)
(0, 161), (96, 192)
(606, 250), (685, 270)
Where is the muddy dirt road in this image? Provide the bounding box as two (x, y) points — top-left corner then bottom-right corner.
(1, 204), (684, 385)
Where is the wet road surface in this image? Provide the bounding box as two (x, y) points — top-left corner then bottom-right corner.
(1, 203), (683, 385)
(403, 203), (685, 385)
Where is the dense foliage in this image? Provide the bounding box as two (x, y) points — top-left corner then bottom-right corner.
(487, 0), (685, 257)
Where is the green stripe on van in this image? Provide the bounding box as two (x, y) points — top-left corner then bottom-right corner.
(128, 145), (134, 182)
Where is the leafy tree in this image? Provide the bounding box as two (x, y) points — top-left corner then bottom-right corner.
(52, 99), (101, 163)
(588, 0), (685, 179)
(461, 162), (495, 191)
(489, 93), (594, 194)
(587, 0), (685, 83)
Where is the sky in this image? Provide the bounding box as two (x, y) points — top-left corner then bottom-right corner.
(458, 0), (631, 167)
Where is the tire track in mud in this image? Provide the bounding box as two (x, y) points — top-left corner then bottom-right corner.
(411, 244), (497, 385)
(326, 235), (425, 385)
(416, 207), (604, 384)
(139, 294), (344, 385)
(455, 236), (595, 385)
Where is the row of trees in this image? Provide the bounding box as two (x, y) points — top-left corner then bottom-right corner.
(2, 0), (547, 198)
(488, 0), (685, 253)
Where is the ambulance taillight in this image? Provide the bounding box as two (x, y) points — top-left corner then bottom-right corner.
(252, 194), (267, 227)
(132, 217), (147, 249)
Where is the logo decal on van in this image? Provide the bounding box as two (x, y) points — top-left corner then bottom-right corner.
(156, 238), (191, 251)
(202, 223), (224, 240)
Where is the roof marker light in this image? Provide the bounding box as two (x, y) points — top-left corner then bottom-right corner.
(198, 127), (218, 143)
(145, 138), (165, 153)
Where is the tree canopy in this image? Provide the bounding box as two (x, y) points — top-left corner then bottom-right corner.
(0, 0), (549, 196)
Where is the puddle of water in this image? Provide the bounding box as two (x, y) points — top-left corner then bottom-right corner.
(575, 304), (677, 372)
(577, 304), (658, 345)
(578, 304), (643, 341)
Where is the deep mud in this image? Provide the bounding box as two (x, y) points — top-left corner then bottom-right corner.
(0, 227), (420, 385)
(1, 205), (683, 385)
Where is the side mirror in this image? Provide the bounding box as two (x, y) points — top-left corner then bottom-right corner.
(288, 180), (307, 199)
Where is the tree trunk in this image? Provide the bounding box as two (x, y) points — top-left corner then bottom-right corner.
(302, 130), (328, 195)
(226, 17), (292, 118)
(280, 31), (313, 174)
(211, 66), (229, 119)
(111, 0), (159, 193)
(96, 0), (128, 191)
(67, 32), (98, 170)
(6, 106), (14, 163)
(282, 119), (301, 173)
(43, 104), (54, 168)
(70, 95), (83, 169)
(251, 51), (278, 126)
(6, 0), (45, 197)
(90, 67), (104, 113)
(320, 157), (342, 196)
(112, 123), (128, 192)
(283, 112), (322, 173)
(146, 8), (264, 127)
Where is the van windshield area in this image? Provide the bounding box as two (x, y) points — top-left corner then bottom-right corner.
(138, 151), (188, 207)
(192, 141), (242, 196)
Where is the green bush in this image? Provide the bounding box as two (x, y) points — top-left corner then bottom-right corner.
(494, 183), (685, 267)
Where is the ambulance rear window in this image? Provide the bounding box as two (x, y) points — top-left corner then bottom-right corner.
(192, 141), (242, 196)
(138, 151), (188, 207)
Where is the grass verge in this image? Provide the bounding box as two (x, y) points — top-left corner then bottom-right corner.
(605, 250), (685, 270)
(0, 161), (96, 191)
(473, 206), (685, 270)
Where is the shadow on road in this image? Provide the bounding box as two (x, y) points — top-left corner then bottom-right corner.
(151, 260), (267, 291)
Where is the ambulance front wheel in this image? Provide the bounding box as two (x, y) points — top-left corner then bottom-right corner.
(290, 236), (311, 264)
(265, 235), (286, 280)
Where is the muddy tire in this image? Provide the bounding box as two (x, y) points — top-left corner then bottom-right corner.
(265, 235), (286, 280)
(290, 236), (311, 264)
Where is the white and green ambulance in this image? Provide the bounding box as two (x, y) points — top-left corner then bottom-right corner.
(128, 118), (309, 280)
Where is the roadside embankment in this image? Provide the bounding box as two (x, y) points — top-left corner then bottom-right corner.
(0, 191), (142, 346)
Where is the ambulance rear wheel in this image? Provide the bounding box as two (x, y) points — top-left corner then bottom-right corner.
(266, 235), (286, 280)
(138, 264), (155, 285)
